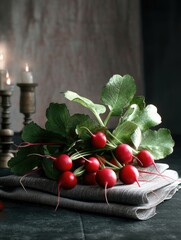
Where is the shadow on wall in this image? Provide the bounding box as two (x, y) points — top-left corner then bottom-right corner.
(0, 0), (143, 132)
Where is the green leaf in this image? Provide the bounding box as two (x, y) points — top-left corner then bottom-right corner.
(130, 96), (145, 110)
(45, 103), (70, 137)
(121, 104), (140, 123)
(76, 118), (99, 140)
(67, 114), (91, 137)
(22, 122), (63, 143)
(101, 74), (136, 116)
(64, 91), (106, 115)
(131, 127), (142, 149)
(112, 121), (138, 144)
(64, 91), (106, 126)
(139, 128), (175, 159)
(42, 157), (60, 181)
(132, 104), (162, 131)
(8, 146), (43, 175)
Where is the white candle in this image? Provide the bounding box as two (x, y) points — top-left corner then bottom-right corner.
(0, 53), (5, 70)
(0, 53), (5, 90)
(5, 71), (14, 91)
(6, 71), (10, 84)
(22, 63), (33, 83)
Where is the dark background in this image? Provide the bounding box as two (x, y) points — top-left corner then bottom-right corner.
(141, 0), (181, 136)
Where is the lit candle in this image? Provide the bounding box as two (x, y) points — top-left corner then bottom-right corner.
(5, 71), (14, 91)
(0, 53), (6, 90)
(6, 71), (11, 85)
(21, 63), (33, 83)
(0, 53), (5, 70)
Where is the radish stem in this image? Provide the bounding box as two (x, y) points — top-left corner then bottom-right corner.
(104, 182), (109, 205)
(55, 183), (61, 212)
(20, 167), (42, 192)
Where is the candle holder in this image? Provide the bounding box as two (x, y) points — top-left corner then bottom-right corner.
(0, 69), (6, 90)
(0, 90), (14, 168)
(17, 83), (38, 126)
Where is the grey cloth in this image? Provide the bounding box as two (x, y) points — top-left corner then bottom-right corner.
(0, 163), (180, 220)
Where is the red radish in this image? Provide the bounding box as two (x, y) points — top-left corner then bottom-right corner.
(136, 150), (155, 168)
(96, 168), (117, 188)
(55, 171), (77, 211)
(81, 127), (107, 148)
(85, 156), (100, 173)
(115, 144), (133, 164)
(54, 154), (73, 172)
(119, 165), (140, 186)
(28, 153), (72, 172)
(0, 201), (4, 210)
(58, 171), (77, 189)
(96, 168), (117, 204)
(136, 150), (169, 180)
(83, 172), (97, 185)
(91, 131), (107, 148)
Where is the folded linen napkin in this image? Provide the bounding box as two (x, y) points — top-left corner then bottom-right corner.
(0, 163), (180, 220)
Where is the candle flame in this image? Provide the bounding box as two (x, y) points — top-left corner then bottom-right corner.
(25, 63), (29, 72)
(6, 71), (9, 78)
(6, 78), (11, 85)
(6, 71), (11, 85)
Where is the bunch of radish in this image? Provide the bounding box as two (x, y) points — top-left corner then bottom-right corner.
(8, 74), (174, 211)
(83, 131), (161, 189)
(54, 131), (158, 191)
(19, 128), (162, 210)
(52, 130), (161, 206)
(29, 130), (159, 192)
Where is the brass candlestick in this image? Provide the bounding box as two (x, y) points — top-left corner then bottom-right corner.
(17, 83), (38, 126)
(0, 90), (14, 168)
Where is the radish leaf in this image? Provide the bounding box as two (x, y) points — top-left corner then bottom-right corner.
(76, 118), (100, 140)
(8, 146), (43, 175)
(130, 96), (145, 110)
(121, 104), (140, 123)
(112, 121), (138, 144)
(131, 104), (162, 131)
(131, 127), (142, 149)
(45, 103), (70, 137)
(22, 122), (63, 143)
(64, 91), (106, 126)
(64, 91), (106, 115)
(139, 128), (174, 159)
(101, 74), (136, 117)
(42, 157), (60, 181)
(67, 114), (91, 137)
